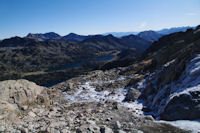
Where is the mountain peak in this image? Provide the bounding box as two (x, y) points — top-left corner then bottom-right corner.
(26, 32), (61, 41)
(137, 30), (163, 41)
(105, 34), (115, 38)
(67, 33), (78, 36)
(62, 33), (88, 42)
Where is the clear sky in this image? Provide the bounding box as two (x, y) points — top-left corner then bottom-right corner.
(0, 0), (200, 39)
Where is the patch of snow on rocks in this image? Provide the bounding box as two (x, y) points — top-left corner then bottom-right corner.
(64, 76), (143, 115)
(155, 54), (200, 130)
(168, 54), (200, 102)
(160, 120), (200, 133)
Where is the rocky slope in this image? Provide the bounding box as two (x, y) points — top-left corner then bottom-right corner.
(0, 77), (188, 133)
(123, 26), (199, 122)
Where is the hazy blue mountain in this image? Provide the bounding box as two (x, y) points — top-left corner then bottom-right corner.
(137, 30), (163, 42)
(103, 32), (139, 37)
(26, 32), (91, 42)
(103, 26), (196, 38)
(157, 26), (195, 35)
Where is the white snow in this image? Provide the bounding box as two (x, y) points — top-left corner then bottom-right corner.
(159, 120), (200, 133)
(168, 54), (200, 101)
(164, 59), (175, 67)
(144, 54), (200, 115)
(63, 75), (143, 115)
(64, 81), (126, 103)
(152, 54), (200, 132)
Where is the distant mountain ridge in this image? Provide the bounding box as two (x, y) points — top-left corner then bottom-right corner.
(25, 26), (195, 42)
(103, 26), (195, 37)
(27, 32), (61, 41)
(156, 26), (195, 35)
(62, 33), (89, 42)
(137, 30), (163, 42)
(26, 32), (90, 42)
(103, 32), (139, 37)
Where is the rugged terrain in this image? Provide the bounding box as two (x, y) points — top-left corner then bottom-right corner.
(0, 34), (150, 85)
(0, 76), (189, 133)
(0, 26), (200, 133)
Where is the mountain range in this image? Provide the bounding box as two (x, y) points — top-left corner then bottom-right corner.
(0, 25), (200, 132)
(0, 33), (151, 85)
(26, 32), (89, 42)
(25, 26), (194, 42)
(104, 26), (194, 37)
(0, 25), (196, 86)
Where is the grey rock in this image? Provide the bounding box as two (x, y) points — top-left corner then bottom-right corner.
(100, 126), (113, 133)
(88, 124), (101, 133)
(115, 130), (126, 133)
(124, 88), (140, 102)
(11, 129), (21, 133)
(144, 115), (154, 121)
(48, 128), (60, 133)
(0, 79), (44, 107)
(28, 111), (36, 117)
(61, 128), (70, 133)
(78, 124), (101, 133)
(114, 121), (121, 130)
(161, 92), (200, 120)
(0, 126), (5, 132)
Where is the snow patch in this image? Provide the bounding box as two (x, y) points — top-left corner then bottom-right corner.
(168, 54), (200, 102)
(139, 54), (200, 131)
(63, 75), (143, 115)
(160, 120), (200, 133)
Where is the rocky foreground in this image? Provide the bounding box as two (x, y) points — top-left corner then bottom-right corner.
(0, 71), (190, 133)
(1, 54), (200, 133)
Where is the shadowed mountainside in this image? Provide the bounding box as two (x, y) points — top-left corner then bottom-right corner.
(0, 34), (151, 85)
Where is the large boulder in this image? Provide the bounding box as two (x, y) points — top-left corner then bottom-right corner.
(160, 90), (200, 120)
(0, 79), (51, 123)
(124, 88), (140, 102)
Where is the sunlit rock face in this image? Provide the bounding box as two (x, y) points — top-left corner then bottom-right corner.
(140, 54), (200, 120)
(160, 54), (200, 120)
(0, 79), (50, 123)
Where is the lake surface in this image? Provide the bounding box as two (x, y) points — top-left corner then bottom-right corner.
(46, 54), (115, 72)
(44, 54), (115, 87)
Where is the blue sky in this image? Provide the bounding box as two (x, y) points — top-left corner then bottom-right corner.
(0, 0), (200, 39)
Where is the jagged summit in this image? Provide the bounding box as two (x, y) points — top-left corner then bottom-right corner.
(26, 32), (61, 40)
